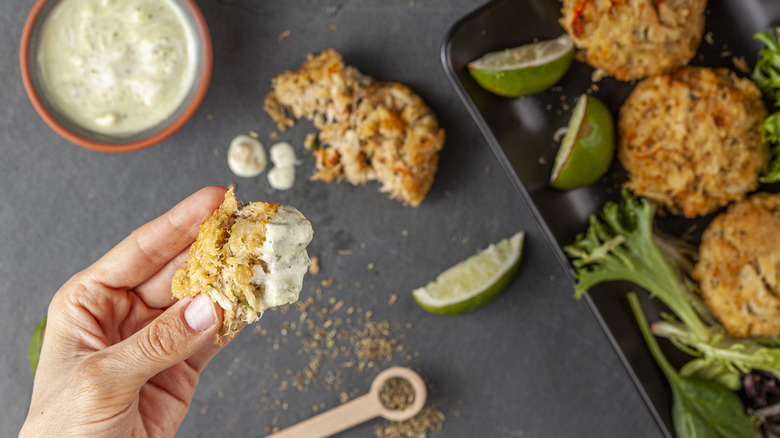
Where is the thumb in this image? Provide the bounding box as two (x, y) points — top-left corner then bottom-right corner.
(113, 294), (221, 384)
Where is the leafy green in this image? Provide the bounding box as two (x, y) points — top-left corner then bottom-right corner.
(753, 29), (780, 183)
(564, 192), (709, 340)
(679, 357), (742, 392)
(628, 293), (761, 438)
(653, 320), (780, 381)
(28, 317), (46, 377)
(565, 193), (780, 435)
(759, 112), (780, 183)
(753, 30), (780, 104)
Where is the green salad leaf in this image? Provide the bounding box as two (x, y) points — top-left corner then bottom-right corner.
(753, 29), (780, 183)
(653, 320), (780, 380)
(759, 112), (780, 183)
(753, 29), (780, 103)
(629, 293), (761, 438)
(566, 193), (780, 435)
(564, 192), (709, 340)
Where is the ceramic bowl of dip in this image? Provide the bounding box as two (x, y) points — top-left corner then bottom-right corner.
(20, 0), (212, 152)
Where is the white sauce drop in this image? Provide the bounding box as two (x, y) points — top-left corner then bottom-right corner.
(269, 142), (297, 167)
(250, 205), (313, 308)
(267, 142), (298, 190)
(36, 0), (198, 136)
(227, 135), (267, 177)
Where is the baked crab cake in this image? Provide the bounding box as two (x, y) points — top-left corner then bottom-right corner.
(559, 0), (707, 81)
(313, 82), (445, 207)
(618, 67), (769, 217)
(693, 193), (780, 338)
(171, 188), (313, 339)
(264, 49), (372, 132)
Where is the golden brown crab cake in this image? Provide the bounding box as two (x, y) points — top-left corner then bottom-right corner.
(693, 193), (780, 338)
(312, 82), (446, 207)
(264, 49), (373, 131)
(618, 67), (769, 218)
(559, 0), (707, 81)
(171, 188), (313, 339)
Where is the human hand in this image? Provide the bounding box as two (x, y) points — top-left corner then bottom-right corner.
(20, 186), (232, 438)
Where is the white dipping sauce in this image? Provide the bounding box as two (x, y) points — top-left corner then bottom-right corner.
(250, 205), (313, 308)
(227, 135), (266, 177)
(37, 0), (198, 136)
(268, 142), (297, 190)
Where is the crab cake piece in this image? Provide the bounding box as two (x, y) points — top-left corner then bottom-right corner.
(693, 193), (780, 337)
(618, 67), (769, 218)
(264, 49), (372, 131)
(560, 0), (707, 81)
(312, 82), (446, 207)
(171, 188), (313, 339)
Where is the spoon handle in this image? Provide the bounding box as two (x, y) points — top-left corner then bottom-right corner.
(267, 393), (383, 438)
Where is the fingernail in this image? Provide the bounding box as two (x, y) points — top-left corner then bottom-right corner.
(185, 294), (217, 331)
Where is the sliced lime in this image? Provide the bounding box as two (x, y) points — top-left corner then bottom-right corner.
(468, 34), (574, 97)
(550, 94), (615, 190)
(412, 231), (525, 314)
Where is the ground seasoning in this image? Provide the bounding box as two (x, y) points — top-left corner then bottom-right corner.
(218, 253), (447, 437)
(374, 406), (446, 438)
(380, 377), (415, 411)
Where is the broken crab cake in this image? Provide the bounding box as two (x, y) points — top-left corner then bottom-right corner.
(264, 49), (445, 207)
(693, 193), (780, 338)
(171, 188), (313, 339)
(264, 49), (372, 132)
(313, 82), (445, 207)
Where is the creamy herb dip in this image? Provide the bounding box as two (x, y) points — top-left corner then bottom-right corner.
(249, 205), (313, 308)
(37, 0), (197, 136)
(267, 142), (297, 190)
(227, 135), (266, 177)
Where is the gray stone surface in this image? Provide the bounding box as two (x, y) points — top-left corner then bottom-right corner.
(2, 0), (660, 436)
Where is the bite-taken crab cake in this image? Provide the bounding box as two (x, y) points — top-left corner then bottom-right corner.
(313, 82), (445, 207)
(264, 49), (445, 207)
(618, 67), (769, 218)
(171, 188), (313, 339)
(559, 0), (707, 81)
(693, 193), (780, 338)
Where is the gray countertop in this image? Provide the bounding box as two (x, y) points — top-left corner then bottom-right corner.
(1, 0), (660, 436)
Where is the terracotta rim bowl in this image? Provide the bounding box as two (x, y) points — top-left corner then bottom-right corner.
(19, 0), (213, 153)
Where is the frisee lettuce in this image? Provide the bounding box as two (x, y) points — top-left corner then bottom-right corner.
(753, 29), (780, 183)
(564, 192), (709, 340)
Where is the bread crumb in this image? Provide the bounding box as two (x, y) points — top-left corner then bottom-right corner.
(309, 256), (320, 275)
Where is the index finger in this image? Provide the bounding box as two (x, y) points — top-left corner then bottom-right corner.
(84, 186), (227, 292)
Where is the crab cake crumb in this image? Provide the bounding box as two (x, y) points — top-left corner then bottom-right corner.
(618, 67), (769, 218)
(559, 0), (707, 81)
(693, 193), (780, 337)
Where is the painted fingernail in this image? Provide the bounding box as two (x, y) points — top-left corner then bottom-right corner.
(185, 294), (217, 331)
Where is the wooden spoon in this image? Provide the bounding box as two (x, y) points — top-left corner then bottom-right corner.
(267, 366), (427, 438)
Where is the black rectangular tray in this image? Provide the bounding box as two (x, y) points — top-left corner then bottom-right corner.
(441, 0), (780, 436)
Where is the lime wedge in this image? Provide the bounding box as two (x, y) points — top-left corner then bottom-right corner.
(412, 231), (525, 314)
(468, 35), (574, 97)
(550, 94), (615, 190)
